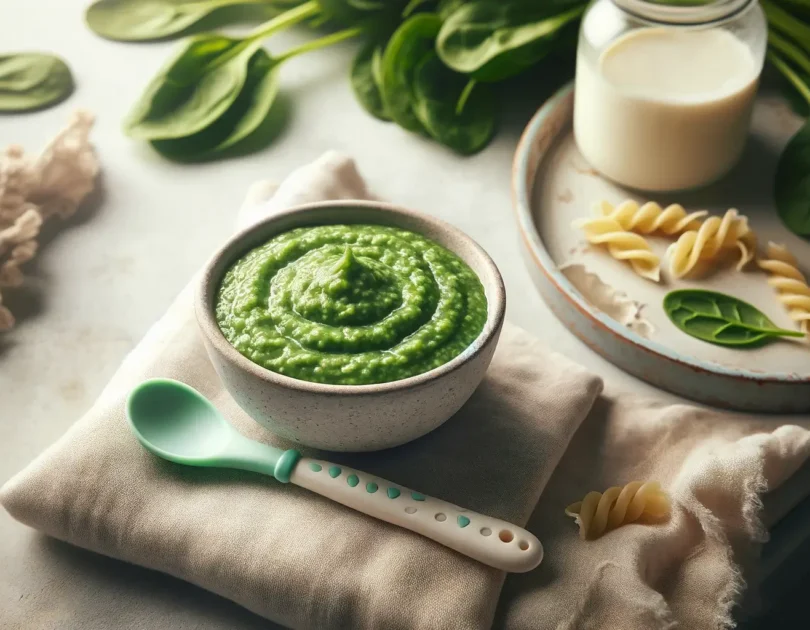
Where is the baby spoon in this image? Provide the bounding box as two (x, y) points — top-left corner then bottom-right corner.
(126, 378), (543, 573)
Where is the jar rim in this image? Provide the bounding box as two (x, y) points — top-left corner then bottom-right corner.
(611, 0), (754, 25)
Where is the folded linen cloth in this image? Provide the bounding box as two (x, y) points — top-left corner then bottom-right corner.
(497, 393), (810, 629)
(3, 151), (810, 630)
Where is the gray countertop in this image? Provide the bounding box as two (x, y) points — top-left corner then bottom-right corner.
(1, 1), (806, 628)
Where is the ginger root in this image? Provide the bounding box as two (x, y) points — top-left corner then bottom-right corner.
(0, 110), (98, 330)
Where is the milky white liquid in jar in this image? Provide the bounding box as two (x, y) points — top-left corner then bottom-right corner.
(574, 27), (760, 192)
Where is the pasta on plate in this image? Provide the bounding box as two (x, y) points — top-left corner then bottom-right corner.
(579, 201), (758, 281)
(595, 199), (707, 236)
(667, 208), (756, 279)
(565, 481), (670, 540)
(758, 242), (810, 335)
(572, 216), (660, 281)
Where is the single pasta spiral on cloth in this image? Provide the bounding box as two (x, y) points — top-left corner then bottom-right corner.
(565, 481), (671, 540)
(594, 199), (707, 236)
(666, 208), (757, 279)
(572, 216), (660, 281)
(758, 242), (810, 335)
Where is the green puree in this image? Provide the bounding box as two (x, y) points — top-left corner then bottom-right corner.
(215, 224), (488, 385)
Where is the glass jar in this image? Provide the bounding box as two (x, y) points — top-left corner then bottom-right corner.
(573, 0), (767, 192)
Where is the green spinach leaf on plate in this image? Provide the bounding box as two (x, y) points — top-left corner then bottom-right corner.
(663, 289), (804, 347)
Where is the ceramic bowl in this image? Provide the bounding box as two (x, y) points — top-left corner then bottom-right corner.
(195, 200), (506, 452)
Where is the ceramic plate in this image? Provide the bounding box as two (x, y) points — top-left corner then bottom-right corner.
(512, 82), (810, 413)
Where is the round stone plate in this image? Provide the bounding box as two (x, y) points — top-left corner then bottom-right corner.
(512, 82), (810, 413)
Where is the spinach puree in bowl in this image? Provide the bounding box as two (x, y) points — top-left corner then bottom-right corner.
(215, 224), (488, 385)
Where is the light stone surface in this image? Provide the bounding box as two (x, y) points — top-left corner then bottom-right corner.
(0, 1), (805, 628)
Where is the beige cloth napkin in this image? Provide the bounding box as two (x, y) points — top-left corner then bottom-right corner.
(498, 394), (810, 629)
(3, 152), (810, 630)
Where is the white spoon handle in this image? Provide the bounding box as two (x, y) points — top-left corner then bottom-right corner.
(290, 457), (543, 573)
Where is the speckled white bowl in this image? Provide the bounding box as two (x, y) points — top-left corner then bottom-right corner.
(195, 200), (505, 452)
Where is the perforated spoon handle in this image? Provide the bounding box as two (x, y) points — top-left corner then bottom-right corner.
(290, 457), (543, 573)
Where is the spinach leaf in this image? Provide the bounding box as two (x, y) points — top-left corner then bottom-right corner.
(380, 13), (442, 133)
(412, 53), (496, 154)
(124, 34), (261, 139)
(763, 1), (810, 57)
(776, 0), (810, 19)
(437, 0), (584, 82)
(775, 119), (810, 236)
(85, 0), (271, 42)
(152, 48), (281, 156)
(212, 51), (280, 151)
(769, 30), (810, 116)
(437, 0), (465, 20)
(351, 41), (390, 120)
(403, 0), (435, 17)
(123, 2), (356, 150)
(317, 0), (406, 26)
(663, 289), (804, 346)
(0, 53), (73, 112)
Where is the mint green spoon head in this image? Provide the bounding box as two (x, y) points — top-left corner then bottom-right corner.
(126, 378), (300, 481)
(127, 379), (233, 464)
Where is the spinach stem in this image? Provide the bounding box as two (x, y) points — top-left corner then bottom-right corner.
(769, 30), (810, 76)
(455, 79), (477, 116)
(768, 50), (810, 108)
(402, 0), (430, 17)
(762, 0), (810, 56)
(247, 0), (320, 41)
(275, 27), (364, 64)
(723, 321), (806, 337)
(551, 6), (588, 30)
(754, 327), (805, 338)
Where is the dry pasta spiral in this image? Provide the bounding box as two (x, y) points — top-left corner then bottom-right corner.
(565, 481), (670, 540)
(595, 199), (707, 236)
(572, 216), (660, 282)
(757, 242), (810, 335)
(666, 209), (756, 279)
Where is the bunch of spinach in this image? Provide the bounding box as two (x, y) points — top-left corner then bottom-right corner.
(86, 0), (585, 157)
(86, 0), (810, 167)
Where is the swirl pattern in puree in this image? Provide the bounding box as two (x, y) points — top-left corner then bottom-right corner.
(215, 225), (488, 385)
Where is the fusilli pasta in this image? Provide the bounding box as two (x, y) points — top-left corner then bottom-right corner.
(595, 199), (707, 236)
(666, 208), (756, 279)
(757, 242), (810, 334)
(572, 216), (660, 282)
(565, 481), (670, 540)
